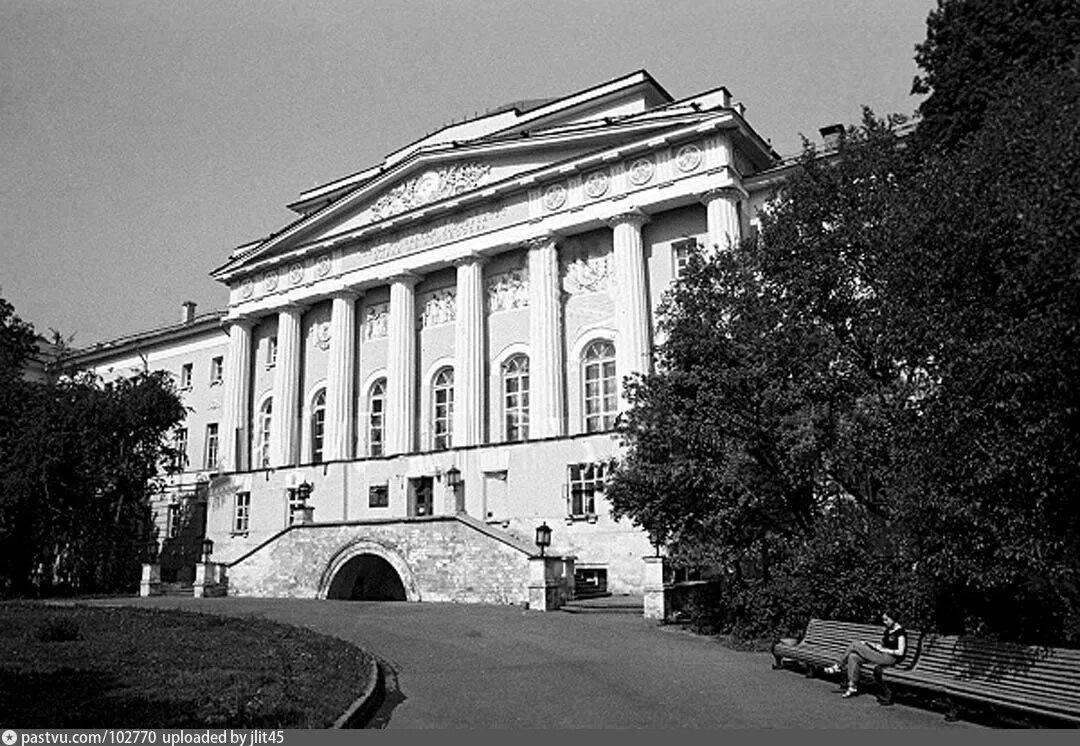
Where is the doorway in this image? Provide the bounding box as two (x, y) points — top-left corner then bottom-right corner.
(408, 476), (433, 517)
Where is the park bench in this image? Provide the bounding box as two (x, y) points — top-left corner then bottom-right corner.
(887, 634), (1080, 726)
(771, 619), (923, 703)
(773, 618), (1080, 726)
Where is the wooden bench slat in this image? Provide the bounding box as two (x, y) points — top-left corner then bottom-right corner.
(772, 620), (1080, 725)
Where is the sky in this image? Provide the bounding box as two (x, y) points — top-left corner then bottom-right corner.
(1, 0), (937, 346)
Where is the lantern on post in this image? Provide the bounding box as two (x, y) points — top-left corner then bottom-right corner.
(446, 467), (464, 512)
(296, 480), (313, 502)
(535, 522), (552, 557)
(200, 538), (214, 563)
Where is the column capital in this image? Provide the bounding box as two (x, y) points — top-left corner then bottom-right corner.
(330, 286), (364, 302)
(605, 208), (651, 230)
(222, 314), (257, 330)
(700, 185), (747, 204)
(388, 271), (422, 287)
(523, 232), (561, 252)
(452, 252), (489, 269)
(276, 302), (308, 317)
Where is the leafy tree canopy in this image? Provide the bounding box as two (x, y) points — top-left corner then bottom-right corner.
(912, 0), (1080, 150)
(610, 59), (1080, 642)
(0, 296), (188, 596)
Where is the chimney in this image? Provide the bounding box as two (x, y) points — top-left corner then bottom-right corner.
(181, 301), (197, 324)
(819, 124), (844, 151)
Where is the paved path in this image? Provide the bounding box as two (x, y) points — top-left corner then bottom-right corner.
(95, 597), (979, 729)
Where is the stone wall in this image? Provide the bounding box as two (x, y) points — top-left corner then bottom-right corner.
(227, 515), (532, 604)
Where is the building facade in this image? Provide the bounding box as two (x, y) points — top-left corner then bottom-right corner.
(73, 71), (789, 600)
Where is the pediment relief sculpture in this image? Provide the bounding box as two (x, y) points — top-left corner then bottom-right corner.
(371, 162), (491, 221)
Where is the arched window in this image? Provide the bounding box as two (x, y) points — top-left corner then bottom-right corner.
(502, 354), (529, 442)
(582, 340), (617, 433)
(368, 378), (386, 457)
(310, 388), (326, 464)
(257, 397), (273, 468)
(432, 367), (454, 451)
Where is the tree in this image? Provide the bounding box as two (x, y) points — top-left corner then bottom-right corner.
(0, 296), (187, 596)
(912, 0), (1080, 151)
(0, 295), (36, 386)
(611, 62), (1080, 642)
(608, 114), (924, 632)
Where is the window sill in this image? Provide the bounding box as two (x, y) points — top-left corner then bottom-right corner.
(230, 531), (249, 538)
(565, 514), (599, 525)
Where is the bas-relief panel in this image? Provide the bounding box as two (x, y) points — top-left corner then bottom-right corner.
(486, 264), (529, 313)
(560, 238), (613, 296)
(364, 302), (389, 340)
(419, 288), (457, 328)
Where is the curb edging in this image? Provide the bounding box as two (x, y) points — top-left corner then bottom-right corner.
(333, 656), (386, 728)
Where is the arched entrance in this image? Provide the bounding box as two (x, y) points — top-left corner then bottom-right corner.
(326, 553), (406, 600)
(319, 539), (419, 601)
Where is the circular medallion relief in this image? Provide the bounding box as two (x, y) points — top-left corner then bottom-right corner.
(288, 262), (304, 284)
(262, 271), (278, 292)
(316, 255), (331, 277)
(543, 183), (567, 211)
(240, 279), (254, 298)
(628, 157), (655, 186)
(584, 170), (610, 199)
(416, 170), (441, 202)
(675, 144), (703, 172)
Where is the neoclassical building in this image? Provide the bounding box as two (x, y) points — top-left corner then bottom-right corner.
(74, 70), (791, 601)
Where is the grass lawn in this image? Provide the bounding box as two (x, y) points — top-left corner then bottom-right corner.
(0, 602), (375, 728)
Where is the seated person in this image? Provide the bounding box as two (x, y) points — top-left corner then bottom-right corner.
(824, 612), (907, 700)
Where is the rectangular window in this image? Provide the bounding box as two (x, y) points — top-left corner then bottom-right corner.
(172, 428), (188, 470)
(179, 362), (193, 389)
(167, 503), (181, 539)
(204, 423), (219, 470)
(368, 483), (389, 508)
(266, 337), (278, 368)
(672, 238), (696, 280)
(567, 462), (609, 518)
(233, 491), (250, 534)
(287, 487), (305, 525)
(209, 356), (224, 385)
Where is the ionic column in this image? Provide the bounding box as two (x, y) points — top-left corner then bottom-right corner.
(270, 304), (304, 467)
(219, 317), (254, 472)
(453, 255), (487, 447)
(701, 187), (744, 254)
(325, 289), (360, 461)
(527, 234), (565, 438)
(386, 274), (420, 455)
(607, 210), (653, 400)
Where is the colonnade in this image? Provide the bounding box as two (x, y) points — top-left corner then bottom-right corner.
(217, 191), (741, 472)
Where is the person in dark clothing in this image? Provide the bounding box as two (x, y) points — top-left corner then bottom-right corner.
(824, 612), (907, 700)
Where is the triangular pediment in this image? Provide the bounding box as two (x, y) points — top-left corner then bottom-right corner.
(212, 71), (778, 282)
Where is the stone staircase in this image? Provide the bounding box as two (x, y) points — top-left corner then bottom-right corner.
(158, 582), (194, 597)
(561, 594), (644, 615)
